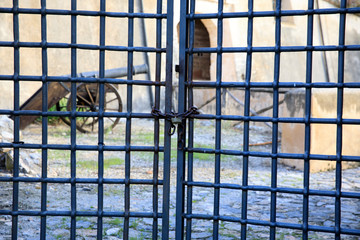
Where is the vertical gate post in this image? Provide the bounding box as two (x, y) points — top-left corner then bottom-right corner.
(96, 0), (106, 238)
(303, 0), (315, 239)
(123, 0), (135, 238)
(270, 0), (281, 238)
(241, 1), (254, 239)
(162, 0), (174, 239)
(335, 0), (347, 239)
(11, 0), (20, 239)
(176, 0), (189, 239)
(40, 0), (49, 239)
(70, 0), (78, 239)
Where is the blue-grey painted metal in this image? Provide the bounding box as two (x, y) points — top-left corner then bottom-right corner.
(185, 0), (196, 238)
(176, 0), (360, 239)
(335, 1), (347, 239)
(163, 0), (174, 238)
(1, 0), (360, 239)
(152, 0), (163, 238)
(11, 0), (20, 239)
(213, 0), (224, 239)
(303, 0), (315, 239)
(0, 0), (173, 239)
(124, 0), (135, 237)
(240, 1), (253, 238)
(70, 0), (78, 239)
(176, 0), (189, 238)
(97, 0), (106, 239)
(270, 0), (281, 239)
(40, 0), (48, 239)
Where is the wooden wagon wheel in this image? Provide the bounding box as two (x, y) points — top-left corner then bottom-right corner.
(56, 83), (122, 133)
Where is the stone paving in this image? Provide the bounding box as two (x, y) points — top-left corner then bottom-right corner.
(0, 119), (359, 239)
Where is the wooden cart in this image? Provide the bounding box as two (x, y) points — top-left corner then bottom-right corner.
(18, 64), (148, 133)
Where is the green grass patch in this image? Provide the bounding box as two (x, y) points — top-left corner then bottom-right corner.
(76, 157), (125, 170)
(193, 143), (214, 149)
(131, 131), (165, 145)
(189, 152), (239, 162)
(104, 157), (125, 169)
(130, 219), (140, 229)
(48, 150), (70, 163)
(193, 152), (213, 161)
(108, 218), (123, 225)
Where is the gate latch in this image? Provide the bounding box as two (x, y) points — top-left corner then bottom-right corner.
(151, 106), (200, 135)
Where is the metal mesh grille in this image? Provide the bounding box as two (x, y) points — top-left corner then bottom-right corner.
(1, 0), (360, 239)
(177, 0), (360, 239)
(0, 0), (173, 239)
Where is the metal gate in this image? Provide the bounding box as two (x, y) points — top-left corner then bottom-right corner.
(176, 0), (360, 239)
(1, 0), (360, 239)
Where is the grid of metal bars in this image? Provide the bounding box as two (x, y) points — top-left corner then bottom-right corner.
(0, 0), (173, 239)
(177, 0), (360, 239)
(1, 0), (360, 239)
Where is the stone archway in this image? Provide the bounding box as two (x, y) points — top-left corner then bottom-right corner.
(192, 19), (211, 80)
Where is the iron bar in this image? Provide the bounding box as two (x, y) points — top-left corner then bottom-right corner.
(40, 0), (48, 239)
(2, 6), (360, 17)
(2, 40), (360, 53)
(269, 0), (281, 237)
(0, 177), (165, 185)
(151, 0), (163, 238)
(70, 0), (78, 238)
(162, 0), (174, 238)
(3, 40), (360, 52)
(185, 45), (360, 53)
(241, 1), (254, 238)
(335, 0), (347, 239)
(185, 81), (360, 88)
(213, 0), (224, 238)
(0, 210), (163, 218)
(96, 0), (106, 238)
(185, 8), (360, 19)
(11, 0), (20, 238)
(176, 0), (189, 239)
(0, 7), (168, 18)
(182, 213), (360, 235)
(185, 0), (196, 239)
(123, 0), (135, 237)
(303, 0), (315, 238)
(1, 0), (360, 239)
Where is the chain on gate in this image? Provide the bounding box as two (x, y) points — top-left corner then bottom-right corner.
(151, 106), (200, 135)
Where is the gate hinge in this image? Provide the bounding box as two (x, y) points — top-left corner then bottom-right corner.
(175, 64), (180, 73)
(151, 106), (200, 135)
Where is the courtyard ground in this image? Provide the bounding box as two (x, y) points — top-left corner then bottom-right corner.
(0, 119), (359, 239)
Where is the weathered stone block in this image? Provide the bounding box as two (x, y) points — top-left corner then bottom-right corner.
(0, 116), (41, 175)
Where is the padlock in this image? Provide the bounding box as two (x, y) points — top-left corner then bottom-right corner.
(171, 117), (182, 124)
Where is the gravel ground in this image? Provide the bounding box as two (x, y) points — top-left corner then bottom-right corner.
(0, 119), (359, 239)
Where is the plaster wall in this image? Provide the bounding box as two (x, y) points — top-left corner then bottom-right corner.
(0, 0), (165, 112)
(179, 0), (360, 123)
(1, 0), (360, 120)
(281, 88), (360, 172)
